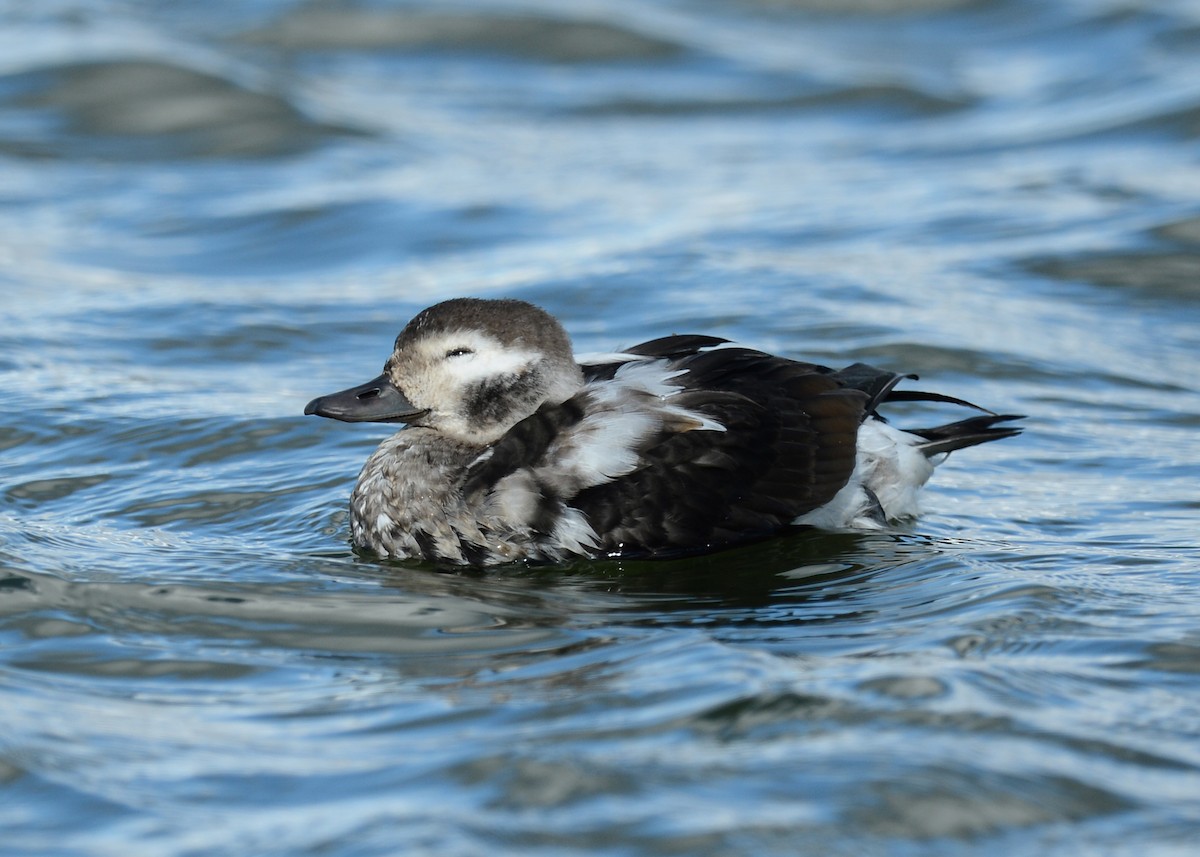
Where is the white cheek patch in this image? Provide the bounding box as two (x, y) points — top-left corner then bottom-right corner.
(458, 347), (537, 382)
(423, 332), (537, 384)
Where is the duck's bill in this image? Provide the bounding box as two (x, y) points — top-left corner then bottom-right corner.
(304, 374), (428, 423)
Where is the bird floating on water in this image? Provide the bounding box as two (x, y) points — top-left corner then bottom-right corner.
(305, 298), (1022, 565)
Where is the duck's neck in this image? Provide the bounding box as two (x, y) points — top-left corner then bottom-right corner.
(438, 361), (585, 446)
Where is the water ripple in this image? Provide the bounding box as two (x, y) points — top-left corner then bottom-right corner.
(3, 0), (1200, 854)
(0, 59), (357, 160)
(241, 8), (685, 63)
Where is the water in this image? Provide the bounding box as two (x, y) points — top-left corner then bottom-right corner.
(2, 0), (1199, 854)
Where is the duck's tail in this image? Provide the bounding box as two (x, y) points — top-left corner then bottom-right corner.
(831, 362), (1024, 458)
(906, 413), (1024, 458)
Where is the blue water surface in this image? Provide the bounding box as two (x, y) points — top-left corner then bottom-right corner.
(2, 1), (1199, 854)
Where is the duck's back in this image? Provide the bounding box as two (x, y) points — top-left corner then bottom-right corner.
(464, 336), (874, 559)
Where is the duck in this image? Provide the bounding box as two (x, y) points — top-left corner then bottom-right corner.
(305, 297), (1022, 565)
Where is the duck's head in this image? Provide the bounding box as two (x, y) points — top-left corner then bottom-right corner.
(305, 298), (584, 445)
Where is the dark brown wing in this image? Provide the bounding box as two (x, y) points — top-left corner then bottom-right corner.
(572, 345), (867, 556)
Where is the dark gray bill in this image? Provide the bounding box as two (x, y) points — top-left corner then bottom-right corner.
(304, 374), (428, 423)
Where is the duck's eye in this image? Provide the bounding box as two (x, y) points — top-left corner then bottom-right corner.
(445, 347), (474, 359)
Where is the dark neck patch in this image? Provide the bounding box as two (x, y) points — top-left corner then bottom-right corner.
(464, 369), (544, 428)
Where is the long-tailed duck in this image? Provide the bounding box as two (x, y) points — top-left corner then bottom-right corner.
(305, 298), (1021, 565)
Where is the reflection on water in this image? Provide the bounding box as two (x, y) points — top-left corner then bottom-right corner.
(2, 0), (1200, 855)
(241, 7), (685, 62)
(1, 59), (353, 159)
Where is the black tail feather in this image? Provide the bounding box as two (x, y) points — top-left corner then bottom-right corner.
(885, 389), (1001, 414)
(908, 414), (1025, 457)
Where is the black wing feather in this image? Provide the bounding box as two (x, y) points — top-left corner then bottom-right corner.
(581, 335), (732, 383)
(622, 334), (730, 359)
(462, 397), (585, 497)
(572, 348), (867, 556)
